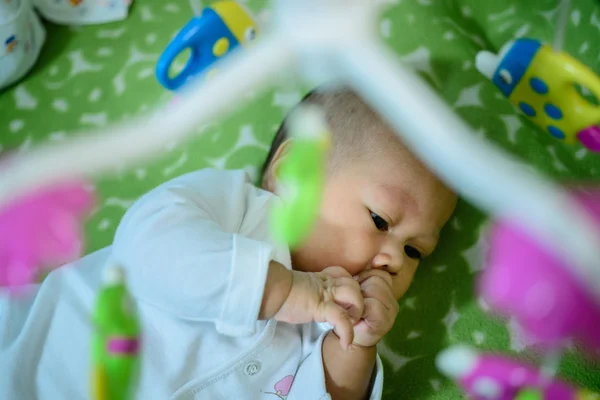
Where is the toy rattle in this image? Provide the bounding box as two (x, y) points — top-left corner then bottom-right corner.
(479, 188), (600, 354)
(476, 38), (600, 151)
(92, 264), (141, 400)
(270, 105), (331, 249)
(156, 0), (259, 91)
(437, 189), (600, 399)
(436, 346), (600, 400)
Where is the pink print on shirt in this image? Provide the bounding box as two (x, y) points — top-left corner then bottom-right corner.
(264, 375), (294, 399)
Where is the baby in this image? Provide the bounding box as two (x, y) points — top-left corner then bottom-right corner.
(0, 87), (456, 400)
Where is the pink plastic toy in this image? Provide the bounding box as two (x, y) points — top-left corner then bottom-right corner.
(479, 189), (600, 354)
(436, 346), (599, 400)
(0, 181), (95, 288)
(578, 126), (600, 153)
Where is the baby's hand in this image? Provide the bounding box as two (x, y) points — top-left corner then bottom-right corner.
(275, 266), (364, 349)
(352, 270), (399, 348)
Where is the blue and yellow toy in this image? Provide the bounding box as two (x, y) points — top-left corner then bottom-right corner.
(476, 38), (600, 152)
(156, 0), (259, 91)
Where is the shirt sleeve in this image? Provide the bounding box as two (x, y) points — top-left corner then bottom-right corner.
(288, 329), (384, 400)
(112, 169), (276, 337)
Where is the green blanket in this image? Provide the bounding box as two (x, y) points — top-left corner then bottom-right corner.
(1, 0), (599, 398)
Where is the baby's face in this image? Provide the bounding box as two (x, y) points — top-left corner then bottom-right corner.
(291, 144), (456, 301)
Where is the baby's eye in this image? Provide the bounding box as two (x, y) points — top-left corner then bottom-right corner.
(370, 211), (389, 232)
(404, 245), (422, 260)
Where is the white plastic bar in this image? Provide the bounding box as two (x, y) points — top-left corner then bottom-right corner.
(337, 41), (600, 300)
(189, 0), (204, 15)
(553, 0), (572, 51)
(0, 34), (293, 205)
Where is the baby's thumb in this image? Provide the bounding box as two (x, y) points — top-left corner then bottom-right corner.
(324, 302), (354, 350)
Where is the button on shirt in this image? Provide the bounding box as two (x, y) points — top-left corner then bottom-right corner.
(0, 169), (383, 399)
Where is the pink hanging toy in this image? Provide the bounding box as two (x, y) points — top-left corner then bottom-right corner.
(0, 181), (95, 288)
(479, 189), (600, 354)
(437, 346), (599, 400)
(437, 188), (600, 399)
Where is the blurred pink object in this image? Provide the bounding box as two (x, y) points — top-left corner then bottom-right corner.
(0, 182), (95, 288)
(480, 189), (600, 354)
(436, 346), (583, 400)
(578, 126), (600, 152)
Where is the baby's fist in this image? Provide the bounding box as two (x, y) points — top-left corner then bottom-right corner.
(352, 270), (399, 348)
(275, 266), (364, 349)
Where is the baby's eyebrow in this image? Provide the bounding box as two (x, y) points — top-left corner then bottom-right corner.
(416, 232), (439, 247)
(376, 183), (419, 215)
(409, 229), (441, 253)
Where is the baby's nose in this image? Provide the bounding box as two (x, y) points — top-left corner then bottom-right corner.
(372, 252), (402, 274)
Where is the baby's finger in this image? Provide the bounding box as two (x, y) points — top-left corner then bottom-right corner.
(355, 269), (393, 288)
(322, 266), (353, 279)
(362, 297), (396, 332)
(333, 277), (364, 321)
(324, 302), (354, 350)
(360, 277), (397, 311)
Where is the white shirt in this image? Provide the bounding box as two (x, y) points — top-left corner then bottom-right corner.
(0, 169), (383, 399)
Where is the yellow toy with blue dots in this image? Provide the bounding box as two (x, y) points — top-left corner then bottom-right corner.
(476, 38), (600, 152)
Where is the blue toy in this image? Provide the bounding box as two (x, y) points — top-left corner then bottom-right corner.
(156, 1), (259, 91)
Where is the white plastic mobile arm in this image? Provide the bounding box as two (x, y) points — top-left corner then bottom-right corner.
(189, 0), (204, 15)
(0, 0), (599, 301)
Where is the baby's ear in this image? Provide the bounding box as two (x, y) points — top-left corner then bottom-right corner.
(263, 139), (294, 193)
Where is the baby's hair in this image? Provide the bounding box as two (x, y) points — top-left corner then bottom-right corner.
(261, 86), (404, 177)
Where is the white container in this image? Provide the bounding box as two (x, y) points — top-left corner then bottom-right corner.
(0, 0), (22, 24)
(33, 0), (132, 25)
(0, 0), (46, 91)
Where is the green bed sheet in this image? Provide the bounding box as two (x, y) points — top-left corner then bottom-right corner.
(1, 0), (599, 398)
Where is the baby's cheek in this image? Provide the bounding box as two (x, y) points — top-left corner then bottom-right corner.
(340, 251), (372, 277)
(342, 263), (365, 277)
(392, 269), (416, 300)
(342, 232), (379, 271)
